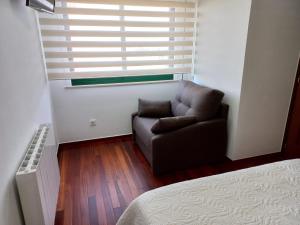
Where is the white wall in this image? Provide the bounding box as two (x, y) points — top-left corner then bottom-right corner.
(194, 0), (252, 157)
(232, 0), (300, 159)
(194, 0), (300, 160)
(50, 81), (179, 143)
(0, 1), (54, 225)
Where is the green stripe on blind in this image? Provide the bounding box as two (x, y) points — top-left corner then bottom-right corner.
(71, 74), (174, 86)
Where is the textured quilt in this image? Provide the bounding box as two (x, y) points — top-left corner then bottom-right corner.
(117, 159), (300, 225)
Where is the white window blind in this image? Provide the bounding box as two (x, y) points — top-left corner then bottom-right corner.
(39, 0), (196, 80)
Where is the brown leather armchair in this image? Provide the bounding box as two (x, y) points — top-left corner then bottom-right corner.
(132, 80), (228, 175)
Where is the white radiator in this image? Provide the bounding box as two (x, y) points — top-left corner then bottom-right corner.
(16, 124), (60, 225)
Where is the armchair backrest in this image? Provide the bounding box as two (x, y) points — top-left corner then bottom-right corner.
(171, 80), (224, 121)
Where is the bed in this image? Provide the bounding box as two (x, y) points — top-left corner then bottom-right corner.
(117, 159), (300, 225)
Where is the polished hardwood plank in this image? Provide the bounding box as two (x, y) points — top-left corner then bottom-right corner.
(88, 196), (99, 225)
(55, 135), (291, 225)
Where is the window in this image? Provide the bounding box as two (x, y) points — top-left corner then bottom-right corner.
(39, 0), (196, 82)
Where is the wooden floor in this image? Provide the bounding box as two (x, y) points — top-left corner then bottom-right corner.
(55, 135), (289, 225)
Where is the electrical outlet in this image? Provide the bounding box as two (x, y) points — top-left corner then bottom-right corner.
(89, 119), (96, 126)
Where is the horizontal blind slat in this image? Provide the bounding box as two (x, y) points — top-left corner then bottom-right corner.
(48, 67), (192, 79)
(57, 0), (195, 8)
(55, 7), (194, 18)
(41, 30), (193, 38)
(45, 50), (193, 58)
(43, 41), (193, 48)
(39, 18), (194, 28)
(47, 58), (192, 68)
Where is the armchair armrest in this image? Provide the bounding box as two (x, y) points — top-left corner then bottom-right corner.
(151, 116), (197, 134)
(153, 118), (226, 143)
(131, 112), (138, 138)
(132, 112), (138, 119)
(151, 118), (227, 174)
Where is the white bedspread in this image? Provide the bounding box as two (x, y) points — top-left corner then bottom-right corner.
(117, 159), (300, 225)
